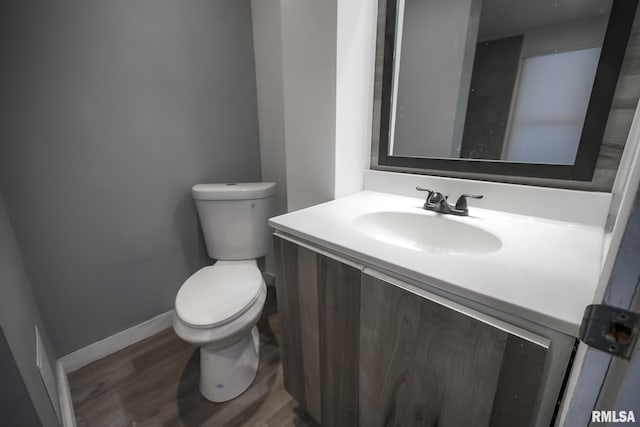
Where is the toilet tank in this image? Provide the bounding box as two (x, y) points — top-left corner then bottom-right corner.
(192, 183), (276, 260)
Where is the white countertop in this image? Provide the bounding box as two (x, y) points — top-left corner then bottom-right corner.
(269, 191), (605, 337)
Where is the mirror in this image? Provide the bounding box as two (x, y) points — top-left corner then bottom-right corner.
(378, 0), (638, 181)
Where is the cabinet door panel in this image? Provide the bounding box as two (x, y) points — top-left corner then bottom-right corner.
(491, 334), (549, 425)
(359, 273), (548, 427)
(273, 236), (322, 423)
(318, 255), (361, 426)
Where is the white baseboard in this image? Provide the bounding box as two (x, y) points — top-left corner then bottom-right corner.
(59, 310), (174, 374)
(56, 361), (76, 427)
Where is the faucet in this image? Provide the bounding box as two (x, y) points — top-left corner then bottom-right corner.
(416, 187), (483, 216)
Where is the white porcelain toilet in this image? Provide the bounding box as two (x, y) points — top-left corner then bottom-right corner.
(173, 182), (275, 402)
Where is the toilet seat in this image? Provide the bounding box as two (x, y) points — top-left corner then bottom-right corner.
(175, 260), (263, 329)
(173, 283), (266, 348)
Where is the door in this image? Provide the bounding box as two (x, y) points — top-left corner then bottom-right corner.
(359, 271), (550, 427)
(560, 170), (640, 425)
(273, 235), (323, 422)
(273, 234), (361, 425)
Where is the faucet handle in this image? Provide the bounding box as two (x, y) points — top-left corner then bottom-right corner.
(454, 194), (484, 211)
(416, 186), (434, 199)
(416, 186), (434, 193)
(416, 187), (436, 209)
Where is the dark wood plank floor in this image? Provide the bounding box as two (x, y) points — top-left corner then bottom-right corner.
(69, 290), (318, 427)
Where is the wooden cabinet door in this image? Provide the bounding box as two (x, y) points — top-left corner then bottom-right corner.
(359, 272), (549, 427)
(273, 235), (361, 426)
(317, 254), (361, 427)
(273, 235), (322, 423)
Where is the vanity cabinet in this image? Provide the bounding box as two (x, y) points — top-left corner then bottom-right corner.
(274, 234), (559, 427)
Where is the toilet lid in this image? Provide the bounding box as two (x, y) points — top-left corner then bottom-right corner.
(175, 261), (264, 329)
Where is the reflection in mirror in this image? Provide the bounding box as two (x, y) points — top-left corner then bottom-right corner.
(390, 0), (612, 165)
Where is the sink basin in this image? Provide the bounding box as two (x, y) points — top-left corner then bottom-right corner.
(352, 211), (502, 255)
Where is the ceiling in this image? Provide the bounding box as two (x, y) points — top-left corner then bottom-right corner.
(478, 0), (612, 40)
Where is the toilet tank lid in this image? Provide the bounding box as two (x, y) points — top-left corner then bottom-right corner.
(192, 182), (276, 201)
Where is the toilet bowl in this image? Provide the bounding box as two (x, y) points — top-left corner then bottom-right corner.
(173, 182), (275, 402)
(173, 260), (267, 402)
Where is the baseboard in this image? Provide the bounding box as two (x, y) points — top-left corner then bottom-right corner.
(56, 361), (76, 427)
(59, 310), (174, 374)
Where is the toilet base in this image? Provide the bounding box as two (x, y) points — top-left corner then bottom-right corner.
(199, 326), (260, 402)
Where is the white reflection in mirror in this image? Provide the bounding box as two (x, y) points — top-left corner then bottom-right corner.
(390, 0), (613, 164)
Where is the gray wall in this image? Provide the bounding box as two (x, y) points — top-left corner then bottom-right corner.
(0, 196), (59, 426)
(0, 1), (261, 356)
(0, 328), (43, 427)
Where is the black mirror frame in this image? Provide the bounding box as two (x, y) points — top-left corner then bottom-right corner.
(378, 0), (638, 181)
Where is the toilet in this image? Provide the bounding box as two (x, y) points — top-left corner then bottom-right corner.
(173, 182), (275, 402)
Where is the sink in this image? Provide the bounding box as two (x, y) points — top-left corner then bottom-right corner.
(352, 211), (502, 255)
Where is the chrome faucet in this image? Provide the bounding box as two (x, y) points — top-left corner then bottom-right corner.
(416, 187), (483, 216)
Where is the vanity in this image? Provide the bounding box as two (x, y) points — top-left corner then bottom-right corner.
(268, 0), (638, 423)
(269, 187), (606, 427)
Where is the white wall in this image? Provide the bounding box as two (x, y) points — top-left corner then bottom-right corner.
(280, 0), (337, 212)
(393, 0), (479, 158)
(252, 0), (288, 216)
(254, 0), (378, 212)
(335, 0), (378, 198)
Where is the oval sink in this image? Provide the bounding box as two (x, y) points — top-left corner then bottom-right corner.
(352, 211), (502, 255)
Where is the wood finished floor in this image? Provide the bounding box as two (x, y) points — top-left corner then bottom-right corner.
(69, 292), (319, 427)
